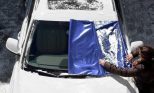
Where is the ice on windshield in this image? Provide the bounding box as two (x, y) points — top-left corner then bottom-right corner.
(48, 0), (104, 10)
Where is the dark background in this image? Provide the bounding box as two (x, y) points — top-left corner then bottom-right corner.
(0, 0), (154, 82)
(0, 0), (25, 82)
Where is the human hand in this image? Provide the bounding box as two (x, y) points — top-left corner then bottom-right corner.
(132, 60), (139, 67)
(126, 54), (133, 62)
(99, 59), (107, 66)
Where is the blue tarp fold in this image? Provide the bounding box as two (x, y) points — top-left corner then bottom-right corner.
(68, 20), (130, 76)
(68, 20), (105, 76)
(96, 21), (131, 68)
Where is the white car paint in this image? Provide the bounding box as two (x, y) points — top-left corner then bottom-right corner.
(8, 62), (138, 93)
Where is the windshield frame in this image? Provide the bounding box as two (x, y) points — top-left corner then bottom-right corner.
(23, 20), (70, 73)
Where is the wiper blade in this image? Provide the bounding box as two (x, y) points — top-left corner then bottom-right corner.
(30, 69), (87, 78)
(25, 67), (99, 78)
(59, 74), (88, 78)
(37, 71), (58, 77)
(58, 74), (100, 78)
(24, 68), (58, 77)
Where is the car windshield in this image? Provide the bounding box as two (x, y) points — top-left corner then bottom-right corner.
(28, 21), (69, 73)
(25, 0), (117, 77)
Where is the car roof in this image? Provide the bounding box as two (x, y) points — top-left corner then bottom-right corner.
(32, 0), (118, 21)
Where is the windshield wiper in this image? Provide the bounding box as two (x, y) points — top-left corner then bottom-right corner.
(24, 66), (100, 78)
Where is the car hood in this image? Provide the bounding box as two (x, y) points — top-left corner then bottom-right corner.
(8, 62), (138, 93)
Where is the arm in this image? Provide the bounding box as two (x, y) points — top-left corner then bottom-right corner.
(99, 59), (144, 77)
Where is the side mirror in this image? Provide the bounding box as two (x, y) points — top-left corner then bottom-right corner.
(6, 38), (19, 54)
(130, 41), (144, 51)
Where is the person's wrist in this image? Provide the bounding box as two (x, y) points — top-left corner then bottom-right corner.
(99, 59), (106, 66)
(131, 54), (134, 58)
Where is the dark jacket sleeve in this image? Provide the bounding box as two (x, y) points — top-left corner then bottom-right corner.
(103, 62), (144, 77)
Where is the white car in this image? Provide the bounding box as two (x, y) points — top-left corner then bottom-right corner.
(6, 0), (139, 93)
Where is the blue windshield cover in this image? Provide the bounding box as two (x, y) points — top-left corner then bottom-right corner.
(68, 19), (105, 76)
(96, 21), (131, 68)
(68, 20), (130, 76)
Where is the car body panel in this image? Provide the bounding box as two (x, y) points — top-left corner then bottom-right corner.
(8, 62), (138, 93)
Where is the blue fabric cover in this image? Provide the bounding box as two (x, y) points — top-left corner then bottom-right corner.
(68, 20), (130, 76)
(96, 21), (131, 68)
(68, 19), (105, 76)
